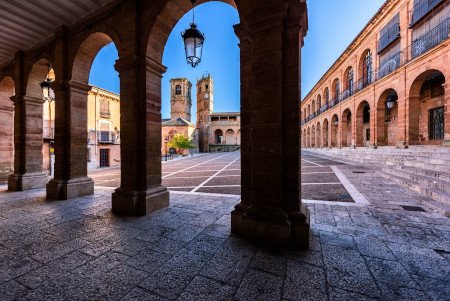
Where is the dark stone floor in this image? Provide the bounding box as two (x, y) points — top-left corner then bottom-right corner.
(0, 153), (449, 300)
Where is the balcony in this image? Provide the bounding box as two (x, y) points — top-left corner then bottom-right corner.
(98, 131), (116, 143)
(375, 50), (403, 80)
(43, 127), (54, 139)
(411, 18), (450, 59)
(377, 23), (400, 53)
(410, 0), (446, 27)
(100, 110), (111, 119)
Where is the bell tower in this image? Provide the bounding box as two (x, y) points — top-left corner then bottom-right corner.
(196, 74), (214, 125)
(170, 78), (192, 121)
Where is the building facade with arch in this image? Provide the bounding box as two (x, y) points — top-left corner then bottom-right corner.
(301, 0), (450, 149)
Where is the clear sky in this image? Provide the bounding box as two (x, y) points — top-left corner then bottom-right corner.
(89, 0), (386, 118)
(301, 0), (385, 98)
(89, 2), (240, 123)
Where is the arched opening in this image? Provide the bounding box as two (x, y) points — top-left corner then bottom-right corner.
(341, 108), (352, 147)
(322, 118), (329, 147)
(225, 129), (235, 145)
(316, 122), (321, 148)
(324, 87), (330, 107)
(331, 114), (338, 147)
(311, 125), (316, 148)
(236, 129), (241, 145)
(332, 78), (341, 105)
(356, 101), (371, 147)
(343, 67), (354, 98)
(312, 99), (316, 115)
(42, 67), (56, 177)
(308, 104), (311, 116)
(409, 70), (446, 145)
(359, 49), (373, 89)
(215, 129), (224, 144)
(307, 127), (311, 148)
(377, 89), (399, 146)
(0, 76), (15, 181)
(317, 95), (322, 113)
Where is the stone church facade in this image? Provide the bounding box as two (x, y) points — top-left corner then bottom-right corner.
(301, 0), (450, 149)
(162, 75), (241, 154)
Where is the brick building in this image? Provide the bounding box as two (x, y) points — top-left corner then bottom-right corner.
(301, 0), (449, 149)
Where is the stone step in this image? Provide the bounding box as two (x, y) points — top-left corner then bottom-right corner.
(380, 172), (450, 217)
(382, 167), (450, 194)
(392, 165), (450, 182)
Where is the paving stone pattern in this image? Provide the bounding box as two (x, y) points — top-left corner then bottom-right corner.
(0, 153), (449, 300)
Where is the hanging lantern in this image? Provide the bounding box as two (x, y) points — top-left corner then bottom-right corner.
(40, 63), (55, 102)
(334, 117), (339, 126)
(182, 0), (205, 67)
(386, 96), (396, 109)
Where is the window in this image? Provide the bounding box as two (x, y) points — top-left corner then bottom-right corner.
(175, 85), (182, 95)
(420, 76), (445, 99)
(100, 100), (110, 118)
(334, 80), (340, 99)
(205, 84), (209, 90)
(363, 51), (372, 86)
(347, 69), (354, 94)
(325, 88), (330, 104)
(378, 14), (400, 53)
(429, 107), (444, 140)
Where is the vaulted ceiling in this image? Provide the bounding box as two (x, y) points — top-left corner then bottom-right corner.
(0, 0), (115, 66)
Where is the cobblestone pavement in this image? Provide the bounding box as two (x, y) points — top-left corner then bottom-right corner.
(0, 153), (449, 300)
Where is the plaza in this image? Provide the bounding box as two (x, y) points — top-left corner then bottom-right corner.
(0, 152), (449, 300)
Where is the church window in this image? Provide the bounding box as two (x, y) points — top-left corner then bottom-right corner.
(175, 85), (182, 95)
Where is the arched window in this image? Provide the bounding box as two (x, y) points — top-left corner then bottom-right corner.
(325, 88), (330, 105)
(334, 80), (340, 100)
(317, 95), (322, 110)
(312, 100), (316, 114)
(308, 104), (311, 116)
(347, 68), (354, 95)
(175, 85), (182, 95)
(363, 51), (372, 86)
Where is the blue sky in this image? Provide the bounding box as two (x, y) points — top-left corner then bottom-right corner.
(89, 0), (385, 119)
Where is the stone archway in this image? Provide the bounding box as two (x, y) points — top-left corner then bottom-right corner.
(322, 118), (329, 147)
(341, 108), (352, 147)
(331, 114), (338, 147)
(316, 122), (321, 148)
(225, 129), (235, 145)
(311, 125), (316, 148)
(215, 129), (224, 144)
(356, 101), (371, 147)
(0, 76), (15, 181)
(408, 69), (446, 145)
(377, 89), (399, 146)
(307, 127), (311, 148)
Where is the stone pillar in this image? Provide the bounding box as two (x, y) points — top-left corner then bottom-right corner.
(46, 81), (94, 199)
(8, 95), (48, 190)
(396, 94), (408, 148)
(407, 95), (421, 145)
(111, 56), (169, 215)
(231, 2), (310, 248)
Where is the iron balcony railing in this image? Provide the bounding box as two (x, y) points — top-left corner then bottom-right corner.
(377, 23), (401, 53)
(301, 18), (449, 126)
(411, 18), (450, 59)
(410, 0), (445, 27)
(98, 131), (116, 143)
(43, 127), (54, 139)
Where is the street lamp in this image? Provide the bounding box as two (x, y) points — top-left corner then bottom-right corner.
(164, 136), (169, 161)
(40, 63), (55, 102)
(334, 117), (339, 126)
(386, 96), (396, 109)
(182, 0), (205, 68)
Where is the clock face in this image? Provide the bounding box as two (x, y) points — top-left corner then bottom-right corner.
(204, 93), (209, 100)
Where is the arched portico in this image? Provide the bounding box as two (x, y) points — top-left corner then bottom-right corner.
(331, 114), (338, 147)
(376, 89), (399, 146)
(356, 101), (371, 147)
(322, 118), (329, 147)
(341, 108), (352, 147)
(316, 122), (321, 148)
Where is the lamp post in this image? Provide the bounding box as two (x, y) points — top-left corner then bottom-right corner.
(182, 0), (205, 67)
(164, 136), (169, 161)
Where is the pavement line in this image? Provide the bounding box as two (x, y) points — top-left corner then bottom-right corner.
(162, 153), (233, 179)
(165, 175), (240, 180)
(301, 159), (323, 166)
(171, 190), (241, 198)
(301, 182), (342, 185)
(331, 165), (370, 205)
(191, 156), (241, 193)
(302, 199), (365, 206)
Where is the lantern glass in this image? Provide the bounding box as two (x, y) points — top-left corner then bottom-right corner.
(40, 79), (54, 102)
(182, 24), (204, 67)
(386, 100), (395, 109)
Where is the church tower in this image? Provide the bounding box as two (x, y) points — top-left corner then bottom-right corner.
(196, 74), (214, 125)
(170, 78), (192, 122)
(196, 74), (214, 152)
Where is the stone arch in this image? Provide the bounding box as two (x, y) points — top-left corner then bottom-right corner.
(307, 127), (311, 148)
(311, 124), (316, 148)
(331, 114), (339, 147)
(317, 94), (322, 111)
(215, 129), (224, 144)
(376, 88), (399, 146)
(26, 59), (55, 99)
(356, 100), (371, 147)
(307, 104), (311, 116)
(408, 69), (446, 145)
(343, 66), (354, 97)
(225, 129), (236, 145)
(0, 76), (15, 179)
(322, 118), (329, 147)
(341, 108), (352, 147)
(332, 78), (340, 104)
(324, 87), (330, 106)
(312, 99), (316, 114)
(71, 31), (122, 84)
(316, 121), (321, 148)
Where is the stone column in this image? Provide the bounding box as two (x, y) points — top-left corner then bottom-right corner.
(111, 56), (169, 215)
(396, 93), (408, 148)
(407, 95), (421, 145)
(8, 95), (48, 190)
(46, 81), (94, 199)
(231, 2), (310, 248)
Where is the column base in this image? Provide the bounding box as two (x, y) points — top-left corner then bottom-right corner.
(46, 177), (94, 200)
(396, 141), (409, 149)
(231, 203), (310, 249)
(112, 185), (170, 216)
(8, 172), (48, 191)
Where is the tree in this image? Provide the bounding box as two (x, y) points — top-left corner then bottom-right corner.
(168, 133), (195, 154)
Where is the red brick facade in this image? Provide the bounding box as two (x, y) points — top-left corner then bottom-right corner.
(301, 0), (450, 149)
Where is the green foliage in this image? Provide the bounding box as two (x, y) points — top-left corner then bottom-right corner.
(168, 133), (195, 150)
